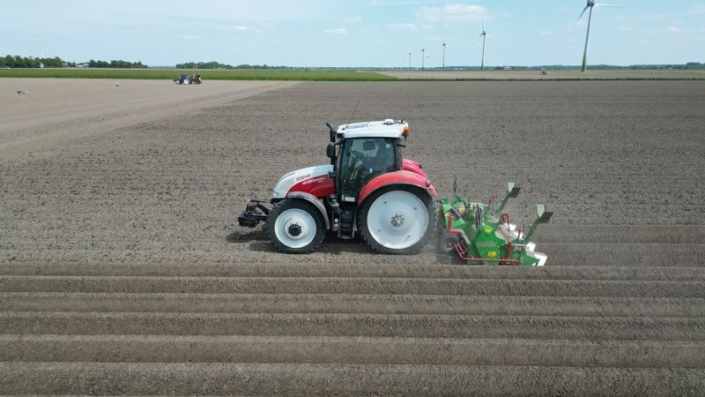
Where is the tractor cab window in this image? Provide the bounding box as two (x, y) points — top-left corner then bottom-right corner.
(338, 138), (397, 202)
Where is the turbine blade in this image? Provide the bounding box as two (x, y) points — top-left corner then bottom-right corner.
(578, 5), (590, 20)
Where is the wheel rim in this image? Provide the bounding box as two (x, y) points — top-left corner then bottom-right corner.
(366, 190), (429, 250)
(274, 208), (317, 249)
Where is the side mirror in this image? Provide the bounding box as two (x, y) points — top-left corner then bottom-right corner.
(326, 122), (337, 143)
(326, 142), (336, 164)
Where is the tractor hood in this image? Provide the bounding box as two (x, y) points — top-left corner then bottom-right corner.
(272, 164), (334, 199)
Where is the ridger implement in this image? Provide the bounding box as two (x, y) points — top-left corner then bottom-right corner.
(437, 182), (552, 266)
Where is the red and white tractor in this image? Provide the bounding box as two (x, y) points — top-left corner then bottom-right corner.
(238, 119), (437, 254)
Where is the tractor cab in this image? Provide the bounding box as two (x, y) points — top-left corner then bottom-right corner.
(327, 119), (407, 203)
(337, 137), (400, 203)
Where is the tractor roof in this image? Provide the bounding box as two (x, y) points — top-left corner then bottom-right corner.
(336, 119), (409, 139)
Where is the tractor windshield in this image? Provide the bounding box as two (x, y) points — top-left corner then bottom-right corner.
(338, 137), (398, 202)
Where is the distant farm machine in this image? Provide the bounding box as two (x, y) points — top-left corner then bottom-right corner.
(174, 73), (202, 85)
(238, 119), (551, 265)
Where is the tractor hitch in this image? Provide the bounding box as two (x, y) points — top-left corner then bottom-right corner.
(237, 199), (270, 228)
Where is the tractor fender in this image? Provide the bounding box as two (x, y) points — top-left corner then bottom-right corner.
(402, 159), (428, 179)
(286, 191), (331, 230)
(358, 170), (437, 205)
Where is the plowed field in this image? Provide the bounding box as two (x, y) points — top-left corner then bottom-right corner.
(1, 78), (704, 396)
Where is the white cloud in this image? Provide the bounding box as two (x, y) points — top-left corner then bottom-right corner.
(387, 23), (418, 31)
(666, 26), (683, 33)
(539, 31), (553, 37)
(687, 5), (705, 15)
(181, 34), (202, 40)
(224, 25), (261, 33)
(340, 16), (362, 24)
(325, 28), (349, 36)
(415, 4), (487, 23)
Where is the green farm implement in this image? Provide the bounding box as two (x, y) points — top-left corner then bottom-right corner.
(437, 182), (553, 266)
(237, 118), (553, 265)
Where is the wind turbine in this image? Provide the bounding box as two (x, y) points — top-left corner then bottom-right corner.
(418, 45), (430, 70)
(578, 0), (620, 72)
(421, 46), (426, 69)
(441, 39), (447, 70)
(472, 14), (493, 71)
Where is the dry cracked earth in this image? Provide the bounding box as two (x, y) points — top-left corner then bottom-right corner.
(1, 77), (704, 396)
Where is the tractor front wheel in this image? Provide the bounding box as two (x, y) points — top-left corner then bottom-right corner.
(358, 186), (435, 255)
(268, 199), (325, 254)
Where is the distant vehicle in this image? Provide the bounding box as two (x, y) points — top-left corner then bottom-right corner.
(174, 73), (202, 85)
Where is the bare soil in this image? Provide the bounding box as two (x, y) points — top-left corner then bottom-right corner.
(380, 69), (705, 80)
(1, 78), (704, 396)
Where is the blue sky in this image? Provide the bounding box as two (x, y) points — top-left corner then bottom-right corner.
(3, 1), (704, 67)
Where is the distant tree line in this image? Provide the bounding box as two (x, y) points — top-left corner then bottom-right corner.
(175, 61), (286, 70)
(87, 59), (147, 68)
(1, 55), (70, 68)
(176, 61), (231, 69)
(1, 55), (147, 69)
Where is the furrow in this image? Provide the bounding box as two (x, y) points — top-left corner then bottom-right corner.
(1, 312), (703, 341)
(1, 362), (703, 396)
(2, 335), (704, 368)
(3, 262), (705, 280)
(538, 226), (705, 245)
(3, 293), (704, 317)
(542, 243), (705, 267)
(1, 276), (703, 298)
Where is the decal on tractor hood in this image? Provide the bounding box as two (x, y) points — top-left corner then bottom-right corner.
(272, 165), (333, 199)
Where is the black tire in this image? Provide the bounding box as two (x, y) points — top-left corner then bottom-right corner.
(267, 199), (325, 254)
(438, 232), (460, 254)
(358, 185), (436, 255)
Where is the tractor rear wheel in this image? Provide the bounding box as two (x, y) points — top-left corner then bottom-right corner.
(268, 199), (325, 254)
(358, 186), (435, 255)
